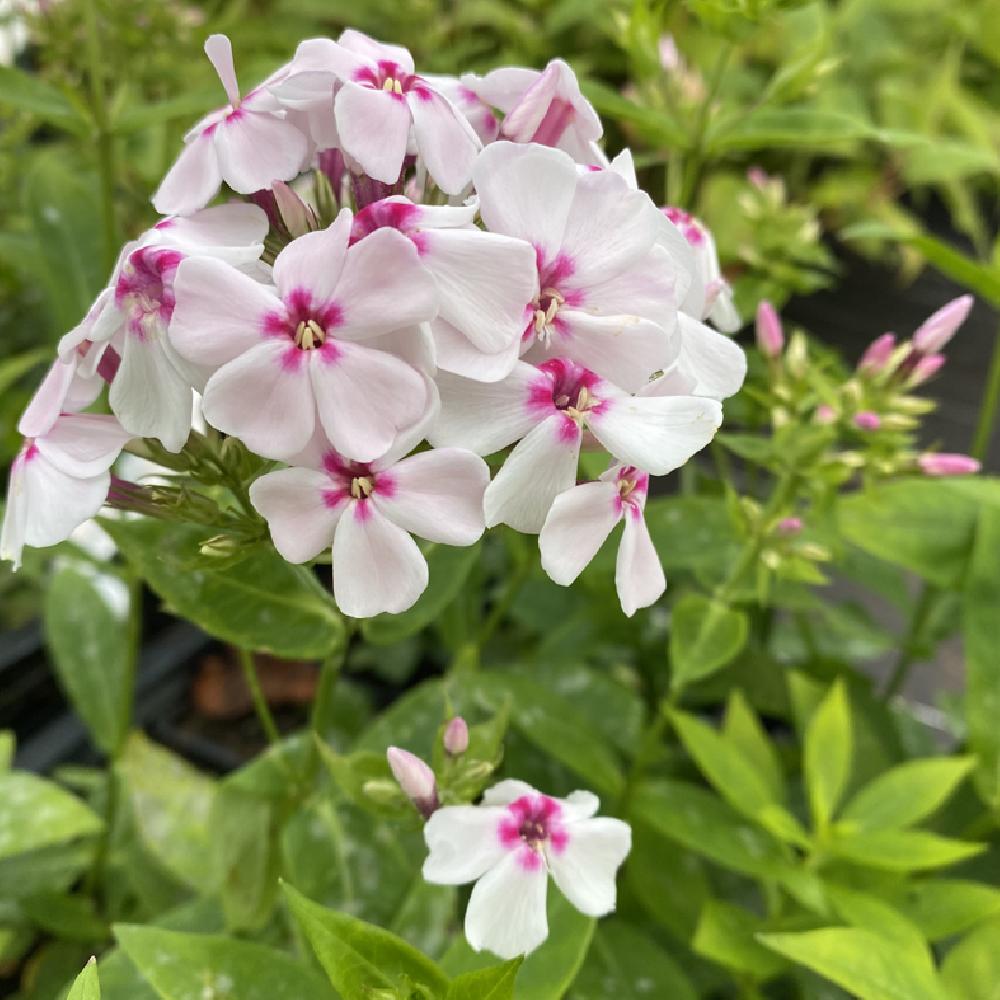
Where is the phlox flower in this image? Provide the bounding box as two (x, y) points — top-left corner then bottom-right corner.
(423, 779), (631, 960)
(431, 358), (721, 532)
(1, 414), (132, 569)
(272, 31), (481, 194)
(348, 196), (537, 381)
(423, 74), (501, 145)
(539, 463), (665, 617)
(248, 443), (488, 618)
(473, 142), (684, 392)
(154, 35), (309, 216)
(169, 209), (439, 463)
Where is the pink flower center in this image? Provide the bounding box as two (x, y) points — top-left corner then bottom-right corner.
(525, 250), (582, 345)
(354, 60), (431, 102)
(264, 288), (343, 357)
(115, 247), (183, 340)
(530, 358), (607, 427)
(320, 452), (396, 520)
(498, 795), (568, 869)
(614, 465), (649, 518)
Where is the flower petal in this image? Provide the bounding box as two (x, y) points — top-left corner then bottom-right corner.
(19, 357), (100, 438)
(484, 413), (580, 533)
(616, 511), (665, 617)
(214, 111), (309, 195)
(337, 29), (414, 74)
(332, 500), (428, 617)
(153, 202), (269, 258)
(36, 414), (132, 478)
(273, 210), (351, 303)
(375, 447), (488, 545)
(21, 460), (111, 550)
(430, 318), (521, 383)
(589, 394), (721, 475)
(465, 848), (550, 960)
(423, 804), (510, 884)
(408, 87), (481, 195)
(584, 243), (688, 326)
(249, 466), (345, 563)
(482, 780), (537, 806)
(676, 313), (747, 399)
(546, 816), (631, 917)
(204, 34), (241, 106)
(152, 134), (223, 217)
(334, 82), (411, 185)
(202, 340), (315, 460)
(539, 480), (621, 585)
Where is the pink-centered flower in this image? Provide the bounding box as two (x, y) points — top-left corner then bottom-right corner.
(349, 195), (537, 381)
(539, 463), (665, 616)
(249, 443), (488, 617)
(153, 35), (309, 216)
(169, 209), (438, 463)
(423, 779), (631, 959)
(425, 74), (501, 145)
(273, 31), (481, 194)
(470, 60), (603, 164)
(431, 358), (722, 532)
(473, 142), (684, 392)
(1, 414), (132, 569)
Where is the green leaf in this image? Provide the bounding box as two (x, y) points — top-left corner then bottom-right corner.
(723, 691), (784, 804)
(114, 924), (334, 1000)
(282, 882), (449, 1000)
(941, 918), (1000, 1000)
(44, 562), (134, 756)
(0, 66), (90, 133)
(669, 594), (748, 694)
(0, 731), (13, 771)
(21, 892), (106, 943)
(102, 519), (344, 660)
(838, 479), (980, 586)
(66, 958), (100, 1000)
(362, 542), (480, 645)
(829, 829), (985, 871)
(693, 900), (787, 979)
(706, 107), (874, 154)
(573, 920), (696, 1000)
(824, 884), (929, 961)
(759, 927), (948, 1000)
(964, 505), (1000, 808)
(441, 890), (593, 1000)
(0, 348), (50, 397)
(644, 496), (741, 575)
(0, 773), (102, 860)
(446, 960), (523, 1000)
(885, 880), (1000, 941)
(840, 757), (975, 833)
(580, 79), (686, 148)
(804, 680), (851, 831)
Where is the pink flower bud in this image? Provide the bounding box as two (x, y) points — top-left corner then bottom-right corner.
(658, 35), (681, 72)
(911, 295), (973, 354)
(858, 333), (896, 373)
(815, 404), (837, 425)
(386, 747), (439, 819)
(918, 452), (980, 477)
(776, 516), (803, 536)
(272, 181), (315, 238)
(906, 353), (946, 386)
(443, 717), (469, 756)
(747, 167), (770, 190)
(853, 411), (881, 431)
(755, 301), (784, 358)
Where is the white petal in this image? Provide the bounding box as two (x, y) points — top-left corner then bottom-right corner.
(36, 414), (131, 478)
(249, 467), (345, 563)
(484, 414), (580, 533)
(430, 318), (521, 383)
(337, 29), (414, 74)
(616, 511), (665, 617)
(204, 34), (241, 106)
(561, 790), (601, 821)
(20, 457), (110, 549)
(310, 341), (427, 463)
(332, 500), (428, 617)
(589, 394), (721, 475)
(409, 88), (481, 195)
(152, 134), (222, 216)
(546, 816), (631, 917)
(473, 142), (577, 259)
(707, 288), (741, 334)
(334, 82), (411, 185)
(170, 257), (280, 370)
(423, 229), (536, 355)
(584, 243), (688, 326)
(431, 364), (541, 455)
(374, 447), (488, 545)
(0, 466), (28, 567)
(465, 848), (549, 960)
(152, 202), (268, 257)
(482, 780), (538, 806)
(423, 804), (510, 884)
(202, 340), (315, 460)
(676, 313), (747, 399)
(272, 210), (351, 303)
(539, 481), (621, 585)
(473, 67), (541, 113)
(214, 111), (309, 194)
(19, 357), (99, 438)
(367, 323), (437, 375)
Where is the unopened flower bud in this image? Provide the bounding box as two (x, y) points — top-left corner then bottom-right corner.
(199, 533), (242, 557)
(273, 181), (317, 238)
(785, 332), (808, 377)
(798, 542), (832, 562)
(853, 411), (881, 431)
(658, 34), (681, 72)
(917, 452), (980, 477)
(747, 166), (769, 190)
(776, 516), (803, 536)
(443, 717), (469, 756)
(755, 301), (784, 358)
(361, 778), (405, 805)
(912, 295), (973, 354)
(815, 404), (837, 425)
(858, 333), (896, 374)
(879, 413), (918, 431)
(905, 353), (946, 387)
(386, 747), (439, 819)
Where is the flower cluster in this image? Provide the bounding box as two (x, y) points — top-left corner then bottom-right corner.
(2, 28), (746, 617)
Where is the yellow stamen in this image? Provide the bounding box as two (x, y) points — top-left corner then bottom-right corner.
(351, 476), (374, 500)
(295, 318), (326, 350)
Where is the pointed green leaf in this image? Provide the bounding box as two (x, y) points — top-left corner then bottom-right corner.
(723, 691), (785, 804)
(670, 594), (748, 694)
(941, 918), (1000, 999)
(693, 900), (787, 979)
(884, 880), (1000, 941)
(804, 680), (851, 830)
(828, 829), (985, 871)
(446, 959), (522, 1000)
(0, 773), (102, 860)
(0, 66), (90, 133)
(66, 957), (100, 1000)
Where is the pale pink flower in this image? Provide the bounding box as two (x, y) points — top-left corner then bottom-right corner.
(427, 74), (500, 144)
(153, 35), (309, 216)
(853, 411), (881, 431)
(911, 295), (973, 354)
(387, 747), (439, 818)
(273, 31), (481, 194)
(857, 332), (896, 373)
(170, 210), (438, 463)
(539, 464), (665, 617)
(815, 404), (837, 425)
(348, 196), (537, 381)
(431, 358), (721, 532)
(755, 300), (783, 358)
(249, 443), (488, 617)
(776, 516), (803, 536)
(918, 452), (980, 477)
(473, 142), (683, 392)
(423, 779), (631, 959)
(444, 717), (469, 755)
(1, 414), (132, 568)
(471, 60), (603, 164)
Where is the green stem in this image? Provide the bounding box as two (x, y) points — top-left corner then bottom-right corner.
(237, 646), (281, 746)
(311, 647), (345, 738)
(82, 0), (118, 271)
(971, 320), (1000, 462)
(680, 43), (731, 208)
(883, 584), (939, 700)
